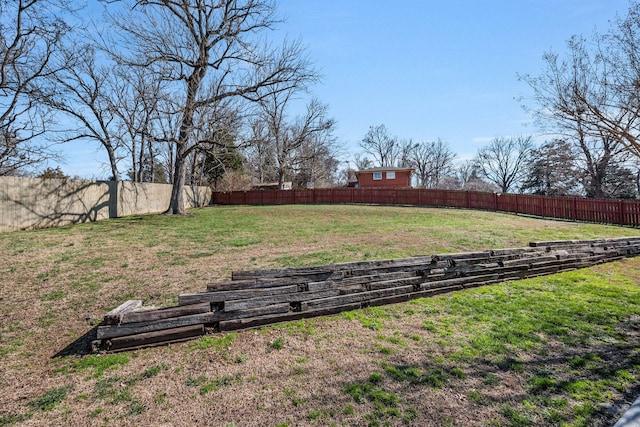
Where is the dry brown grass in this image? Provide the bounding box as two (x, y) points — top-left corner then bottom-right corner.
(0, 205), (639, 426)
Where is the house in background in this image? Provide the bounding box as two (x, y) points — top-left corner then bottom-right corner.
(354, 167), (414, 188)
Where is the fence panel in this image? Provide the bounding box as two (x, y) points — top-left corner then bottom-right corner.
(469, 192), (497, 210)
(332, 188), (354, 204)
(210, 188), (640, 227)
(370, 188), (396, 204)
(444, 191), (468, 208)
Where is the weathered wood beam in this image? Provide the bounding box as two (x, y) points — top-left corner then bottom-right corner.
(97, 312), (218, 340)
(103, 300), (143, 325)
(101, 324), (205, 352)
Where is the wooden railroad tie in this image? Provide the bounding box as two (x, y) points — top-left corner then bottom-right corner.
(91, 236), (640, 353)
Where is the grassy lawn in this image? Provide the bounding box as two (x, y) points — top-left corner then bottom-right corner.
(0, 205), (639, 426)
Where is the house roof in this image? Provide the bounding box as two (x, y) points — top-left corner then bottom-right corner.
(355, 167), (415, 174)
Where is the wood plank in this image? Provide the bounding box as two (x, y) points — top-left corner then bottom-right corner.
(420, 274), (501, 290)
(331, 256), (434, 272)
(433, 251), (492, 263)
(211, 303), (290, 320)
(489, 247), (545, 257)
(120, 302), (211, 324)
(97, 312), (218, 340)
(207, 273), (346, 291)
(105, 324), (205, 352)
(306, 280), (337, 292)
(231, 266), (335, 280)
(500, 255), (559, 267)
(178, 285), (299, 306)
(529, 239), (600, 247)
(345, 265), (424, 278)
(409, 285), (464, 299)
(103, 300), (143, 325)
(218, 303), (363, 331)
(366, 276), (424, 291)
(525, 265), (561, 278)
(330, 271), (417, 287)
(223, 289), (344, 312)
(301, 285), (415, 310)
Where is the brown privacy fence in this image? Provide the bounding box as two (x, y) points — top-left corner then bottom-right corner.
(212, 188), (640, 227)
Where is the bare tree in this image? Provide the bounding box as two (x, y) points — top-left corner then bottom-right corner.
(410, 139), (456, 188)
(110, 0), (318, 214)
(396, 139), (417, 168)
(353, 153), (373, 171)
(519, 34), (629, 198)
(44, 45), (124, 180)
(0, 0), (75, 174)
(246, 119), (276, 183)
(454, 160), (497, 192)
(188, 101), (243, 186)
(474, 136), (533, 193)
(360, 124), (398, 167)
(110, 65), (166, 182)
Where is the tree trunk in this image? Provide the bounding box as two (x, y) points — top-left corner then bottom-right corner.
(166, 60), (206, 214)
(167, 143), (187, 214)
(106, 143), (120, 182)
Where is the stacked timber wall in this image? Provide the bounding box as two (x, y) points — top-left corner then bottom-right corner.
(0, 177), (212, 232)
(213, 188), (640, 227)
(93, 236), (640, 353)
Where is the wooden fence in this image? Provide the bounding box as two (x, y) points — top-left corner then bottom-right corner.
(212, 188), (640, 227)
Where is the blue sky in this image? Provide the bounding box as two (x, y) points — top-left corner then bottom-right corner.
(59, 0), (630, 178)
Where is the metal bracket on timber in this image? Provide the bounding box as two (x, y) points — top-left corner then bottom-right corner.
(91, 236), (640, 353)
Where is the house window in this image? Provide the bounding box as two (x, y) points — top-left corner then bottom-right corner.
(386, 171), (396, 179)
(373, 172), (382, 180)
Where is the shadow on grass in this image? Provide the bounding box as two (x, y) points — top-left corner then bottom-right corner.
(52, 327), (97, 358)
(351, 337), (640, 427)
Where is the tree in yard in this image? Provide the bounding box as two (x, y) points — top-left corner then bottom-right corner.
(359, 124), (398, 167)
(410, 139), (456, 188)
(291, 129), (341, 188)
(110, 0), (318, 214)
(518, 3), (640, 196)
(519, 35), (629, 199)
(352, 153), (373, 171)
(44, 45), (125, 181)
(38, 166), (68, 179)
(454, 160), (497, 192)
(0, 0), (75, 175)
(473, 136), (533, 193)
(520, 139), (583, 196)
(110, 65), (166, 183)
(251, 89), (336, 188)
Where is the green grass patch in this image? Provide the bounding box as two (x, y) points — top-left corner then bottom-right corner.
(28, 386), (72, 411)
(189, 333), (237, 352)
(2, 205), (640, 426)
(66, 354), (130, 378)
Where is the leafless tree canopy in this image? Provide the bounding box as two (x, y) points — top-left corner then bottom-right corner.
(519, 2), (640, 197)
(410, 139), (456, 188)
(247, 91), (337, 188)
(0, 0), (76, 175)
(474, 136), (533, 193)
(99, 0), (319, 213)
(359, 124), (399, 168)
